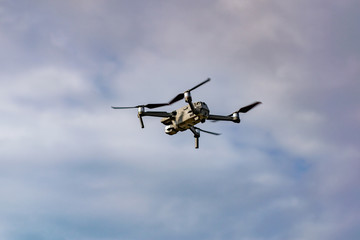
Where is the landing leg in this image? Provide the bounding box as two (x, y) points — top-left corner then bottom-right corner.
(195, 136), (199, 149)
(138, 114), (144, 128)
(190, 127), (200, 149)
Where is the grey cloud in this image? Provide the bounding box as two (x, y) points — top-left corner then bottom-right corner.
(0, 0), (359, 239)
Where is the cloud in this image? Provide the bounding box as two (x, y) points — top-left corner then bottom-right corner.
(0, 0), (359, 239)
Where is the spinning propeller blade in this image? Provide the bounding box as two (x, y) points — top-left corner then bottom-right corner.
(169, 93), (185, 105)
(194, 127), (221, 135)
(111, 106), (138, 109)
(112, 78), (211, 110)
(112, 103), (169, 110)
(234, 101), (262, 113)
(210, 101), (262, 122)
(168, 78), (210, 105)
(144, 103), (169, 109)
(188, 78), (211, 92)
(191, 126), (220, 149)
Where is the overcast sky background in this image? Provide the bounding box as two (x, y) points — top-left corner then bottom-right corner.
(0, 0), (359, 239)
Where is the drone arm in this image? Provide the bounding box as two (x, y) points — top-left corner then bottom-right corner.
(183, 91), (197, 114)
(136, 111), (172, 128)
(207, 114), (238, 122)
(141, 111), (172, 118)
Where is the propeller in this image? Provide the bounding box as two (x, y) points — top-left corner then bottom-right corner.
(210, 101), (262, 123)
(233, 101), (262, 114)
(112, 78), (211, 110)
(169, 78), (210, 104)
(191, 126), (220, 149)
(111, 104), (168, 128)
(111, 103), (169, 110)
(193, 127), (221, 136)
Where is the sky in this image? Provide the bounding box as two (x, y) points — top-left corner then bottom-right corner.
(0, 0), (359, 239)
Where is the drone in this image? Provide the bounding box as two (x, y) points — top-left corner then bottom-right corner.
(112, 78), (261, 148)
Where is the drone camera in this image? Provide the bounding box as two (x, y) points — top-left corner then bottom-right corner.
(165, 125), (177, 135)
